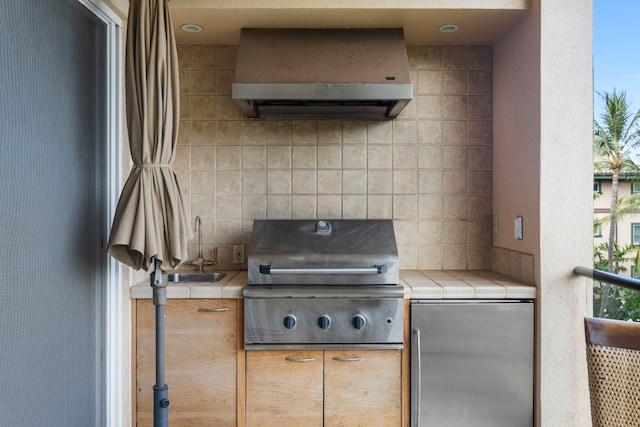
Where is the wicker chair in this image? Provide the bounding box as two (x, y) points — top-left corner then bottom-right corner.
(585, 317), (640, 426)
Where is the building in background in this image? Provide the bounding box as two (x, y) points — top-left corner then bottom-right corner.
(594, 172), (640, 276)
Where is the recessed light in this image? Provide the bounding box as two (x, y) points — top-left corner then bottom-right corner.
(438, 24), (459, 33)
(181, 23), (203, 33)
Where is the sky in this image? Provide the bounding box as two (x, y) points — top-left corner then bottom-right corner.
(593, 0), (640, 116)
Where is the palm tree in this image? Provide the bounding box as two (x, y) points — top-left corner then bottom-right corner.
(594, 90), (640, 316)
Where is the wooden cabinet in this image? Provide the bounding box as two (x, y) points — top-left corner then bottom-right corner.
(134, 299), (239, 426)
(246, 350), (324, 426)
(245, 349), (401, 427)
(325, 350), (401, 426)
(133, 297), (409, 426)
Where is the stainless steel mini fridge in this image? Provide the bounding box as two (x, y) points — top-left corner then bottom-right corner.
(410, 300), (534, 427)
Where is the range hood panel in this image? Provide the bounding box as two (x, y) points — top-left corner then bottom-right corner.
(232, 28), (413, 119)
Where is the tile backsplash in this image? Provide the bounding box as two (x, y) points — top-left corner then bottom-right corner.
(174, 44), (492, 271)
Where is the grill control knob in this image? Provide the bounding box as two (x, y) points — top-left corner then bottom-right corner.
(352, 314), (366, 330)
(283, 315), (297, 330)
(318, 315), (331, 329)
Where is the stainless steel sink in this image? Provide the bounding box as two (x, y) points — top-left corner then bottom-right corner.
(167, 272), (226, 283)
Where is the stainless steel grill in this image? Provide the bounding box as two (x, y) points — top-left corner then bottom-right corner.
(243, 219), (404, 350)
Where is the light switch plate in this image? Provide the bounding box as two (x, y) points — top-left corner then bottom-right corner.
(233, 245), (245, 263)
(514, 216), (523, 240)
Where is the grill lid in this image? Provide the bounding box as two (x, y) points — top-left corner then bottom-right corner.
(247, 219), (399, 285)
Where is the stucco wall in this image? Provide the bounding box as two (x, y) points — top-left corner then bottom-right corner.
(539, 0), (593, 423)
(492, 15), (540, 257)
(494, 0), (593, 425)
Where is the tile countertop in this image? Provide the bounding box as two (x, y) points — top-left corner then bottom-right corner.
(130, 270), (247, 299)
(400, 270), (536, 299)
(130, 270), (536, 300)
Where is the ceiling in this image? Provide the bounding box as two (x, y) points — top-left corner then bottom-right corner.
(168, 1), (531, 45)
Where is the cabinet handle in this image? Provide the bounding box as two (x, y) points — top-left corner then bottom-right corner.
(285, 357), (316, 362)
(197, 307), (229, 313)
(332, 356), (362, 362)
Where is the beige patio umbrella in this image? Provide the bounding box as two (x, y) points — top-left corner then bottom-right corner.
(108, 0), (191, 271)
(107, 0), (191, 424)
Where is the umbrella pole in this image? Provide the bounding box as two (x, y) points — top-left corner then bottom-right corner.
(150, 258), (169, 427)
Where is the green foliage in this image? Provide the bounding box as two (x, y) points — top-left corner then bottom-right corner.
(597, 191), (640, 225)
(593, 242), (640, 321)
(593, 282), (640, 322)
(594, 242), (631, 273)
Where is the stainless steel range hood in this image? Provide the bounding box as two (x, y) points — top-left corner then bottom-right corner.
(232, 28), (413, 120)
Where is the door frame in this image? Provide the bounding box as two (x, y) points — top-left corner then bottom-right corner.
(75, 1), (123, 426)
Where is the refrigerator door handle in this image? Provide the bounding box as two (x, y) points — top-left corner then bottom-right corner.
(412, 327), (422, 427)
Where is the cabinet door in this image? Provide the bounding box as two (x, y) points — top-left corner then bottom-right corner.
(324, 350), (401, 427)
(246, 350), (323, 427)
(136, 299), (237, 426)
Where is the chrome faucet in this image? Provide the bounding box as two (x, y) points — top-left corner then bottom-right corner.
(184, 216), (217, 273)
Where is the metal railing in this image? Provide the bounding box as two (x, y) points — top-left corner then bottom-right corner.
(574, 266), (640, 292)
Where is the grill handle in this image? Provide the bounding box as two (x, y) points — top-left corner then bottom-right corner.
(259, 265), (387, 275)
